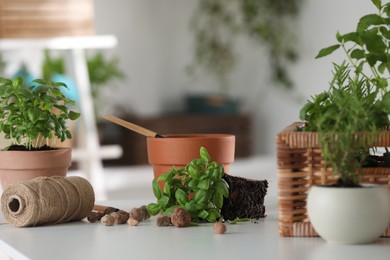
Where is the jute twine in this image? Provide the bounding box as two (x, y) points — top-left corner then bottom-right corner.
(1, 176), (95, 227)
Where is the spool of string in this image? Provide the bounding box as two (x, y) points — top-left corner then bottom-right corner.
(1, 176), (95, 227)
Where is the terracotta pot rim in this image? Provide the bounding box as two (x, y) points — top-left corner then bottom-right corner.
(148, 133), (234, 140)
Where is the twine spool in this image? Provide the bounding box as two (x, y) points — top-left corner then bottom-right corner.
(1, 176), (95, 227)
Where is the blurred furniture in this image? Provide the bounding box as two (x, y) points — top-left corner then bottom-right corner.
(0, 35), (122, 200)
(0, 0), (94, 38)
(101, 113), (252, 166)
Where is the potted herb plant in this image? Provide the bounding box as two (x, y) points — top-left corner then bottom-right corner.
(0, 77), (80, 188)
(298, 0), (390, 244)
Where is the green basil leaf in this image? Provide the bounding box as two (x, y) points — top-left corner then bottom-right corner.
(146, 203), (161, 216)
(152, 179), (162, 199)
(175, 188), (188, 206)
(197, 210), (209, 219)
(198, 179), (210, 190)
(212, 193), (224, 209)
(206, 208), (220, 222)
(200, 146), (210, 162)
(164, 205), (177, 216)
(163, 183), (171, 196)
(216, 179), (229, 198)
(158, 195), (170, 208)
(194, 189), (207, 202)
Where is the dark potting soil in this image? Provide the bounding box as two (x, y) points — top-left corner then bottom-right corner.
(221, 174), (268, 221)
(6, 145), (55, 151)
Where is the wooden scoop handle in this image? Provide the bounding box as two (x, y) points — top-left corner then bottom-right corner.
(103, 114), (164, 138)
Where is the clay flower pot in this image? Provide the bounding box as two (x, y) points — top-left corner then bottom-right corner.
(147, 134), (235, 180)
(0, 148), (72, 189)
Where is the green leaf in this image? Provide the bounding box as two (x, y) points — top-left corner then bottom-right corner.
(206, 208), (220, 222)
(184, 201), (196, 213)
(381, 92), (390, 110)
(212, 193), (224, 209)
(194, 189), (207, 202)
(146, 203), (161, 216)
(377, 78), (388, 89)
(357, 14), (385, 32)
(299, 102), (312, 121)
(175, 189), (188, 206)
(68, 111), (80, 120)
(191, 157), (204, 168)
(188, 179), (199, 188)
(360, 29), (386, 53)
(32, 79), (46, 85)
(315, 44), (340, 59)
(197, 179), (210, 190)
(216, 179), (229, 198)
(197, 210), (209, 219)
(27, 108), (40, 123)
(158, 195), (170, 208)
(65, 130), (72, 139)
(371, 0), (382, 10)
(336, 31), (342, 43)
(53, 105), (68, 113)
(341, 32), (361, 45)
(163, 205), (177, 216)
(187, 165), (199, 179)
(152, 179), (162, 199)
(350, 49), (365, 60)
(163, 183), (171, 196)
(378, 62), (387, 74)
(200, 146), (210, 162)
(157, 172), (170, 182)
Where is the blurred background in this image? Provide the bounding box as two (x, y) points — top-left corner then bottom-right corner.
(0, 0), (375, 165)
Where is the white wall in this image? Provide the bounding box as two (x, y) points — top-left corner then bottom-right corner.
(92, 0), (375, 155)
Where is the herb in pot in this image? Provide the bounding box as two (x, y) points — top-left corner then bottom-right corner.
(298, 0), (390, 186)
(0, 77), (80, 150)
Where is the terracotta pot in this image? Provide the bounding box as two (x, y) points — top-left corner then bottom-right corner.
(0, 148), (72, 189)
(147, 134), (235, 180)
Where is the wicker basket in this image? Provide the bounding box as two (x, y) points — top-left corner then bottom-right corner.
(0, 0), (94, 38)
(276, 122), (390, 237)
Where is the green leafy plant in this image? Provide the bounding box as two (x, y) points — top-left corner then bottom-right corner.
(42, 50), (124, 118)
(299, 0), (390, 186)
(147, 147), (229, 222)
(42, 49), (66, 81)
(0, 77), (80, 150)
(187, 0), (302, 92)
(87, 51), (124, 101)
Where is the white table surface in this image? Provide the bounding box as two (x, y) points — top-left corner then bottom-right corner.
(0, 157), (389, 260)
(0, 199), (389, 260)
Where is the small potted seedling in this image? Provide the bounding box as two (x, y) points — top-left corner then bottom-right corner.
(0, 77), (80, 188)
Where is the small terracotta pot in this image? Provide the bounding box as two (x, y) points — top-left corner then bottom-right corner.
(0, 148), (72, 189)
(147, 134), (235, 180)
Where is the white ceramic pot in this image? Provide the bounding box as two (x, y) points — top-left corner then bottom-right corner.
(307, 184), (390, 244)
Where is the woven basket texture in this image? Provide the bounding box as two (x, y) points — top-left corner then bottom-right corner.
(277, 122), (390, 237)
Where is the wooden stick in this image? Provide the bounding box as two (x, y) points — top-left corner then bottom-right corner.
(93, 204), (110, 212)
(103, 114), (164, 138)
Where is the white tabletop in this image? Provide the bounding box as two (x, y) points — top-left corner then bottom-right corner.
(0, 199), (389, 260)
